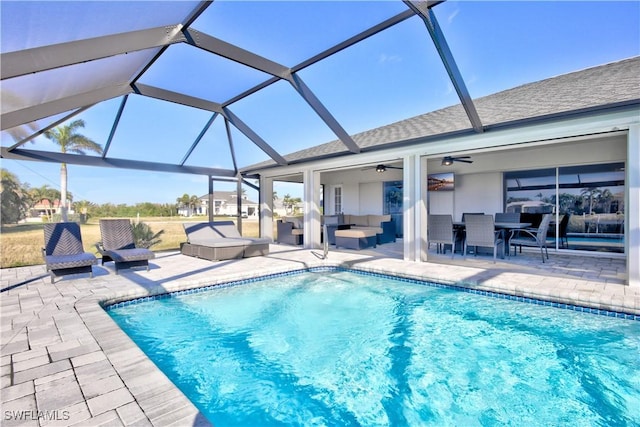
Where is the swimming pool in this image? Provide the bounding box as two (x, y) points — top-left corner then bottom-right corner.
(107, 268), (640, 426)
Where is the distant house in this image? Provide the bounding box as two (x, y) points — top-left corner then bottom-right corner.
(273, 199), (304, 218)
(177, 191), (258, 218)
(27, 199), (74, 221)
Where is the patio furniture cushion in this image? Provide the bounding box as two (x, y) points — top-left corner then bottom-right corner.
(334, 228), (377, 250)
(182, 221), (270, 260)
(342, 214), (396, 245)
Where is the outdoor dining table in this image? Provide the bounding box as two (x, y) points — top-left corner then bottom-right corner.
(452, 222), (533, 255)
(453, 222), (533, 230)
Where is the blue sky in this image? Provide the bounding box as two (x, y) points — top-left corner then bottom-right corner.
(2, 0), (639, 205)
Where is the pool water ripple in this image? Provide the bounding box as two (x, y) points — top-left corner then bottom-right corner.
(108, 270), (640, 426)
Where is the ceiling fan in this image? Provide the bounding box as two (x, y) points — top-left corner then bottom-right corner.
(362, 164), (403, 173)
(442, 156), (473, 166)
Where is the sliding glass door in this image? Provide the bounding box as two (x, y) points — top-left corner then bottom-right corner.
(504, 163), (625, 253)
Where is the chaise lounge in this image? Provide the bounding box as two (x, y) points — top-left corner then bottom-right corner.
(96, 219), (155, 273)
(42, 222), (97, 283)
(181, 221), (270, 261)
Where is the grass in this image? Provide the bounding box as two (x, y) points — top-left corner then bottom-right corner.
(0, 216), (262, 268)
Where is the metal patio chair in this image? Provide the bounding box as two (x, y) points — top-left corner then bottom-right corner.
(428, 214), (459, 259)
(509, 213), (553, 262)
(463, 214), (504, 263)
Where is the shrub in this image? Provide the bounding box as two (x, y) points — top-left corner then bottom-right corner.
(131, 221), (164, 249)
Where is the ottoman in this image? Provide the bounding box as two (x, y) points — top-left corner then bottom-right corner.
(334, 229), (377, 250)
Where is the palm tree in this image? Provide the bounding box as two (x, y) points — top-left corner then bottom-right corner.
(597, 189), (614, 214)
(189, 195), (201, 216)
(29, 185), (61, 221)
(44, 119), (102, 221)
(1, 169), (31, 224)
(177, 194), (190, 215)
(580, 188), (602, 215)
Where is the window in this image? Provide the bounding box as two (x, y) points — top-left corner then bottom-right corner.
(334, 186), (342, 214)
(504, 163), (625, 253)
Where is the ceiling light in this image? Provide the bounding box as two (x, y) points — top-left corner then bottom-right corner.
(441, 157), (453, 166)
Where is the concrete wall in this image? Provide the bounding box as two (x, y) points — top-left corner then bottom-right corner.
(322, 168), (402, 215)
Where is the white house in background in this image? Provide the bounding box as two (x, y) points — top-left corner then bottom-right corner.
(243, 57), (640, 287)
(177, 191), (258, 218)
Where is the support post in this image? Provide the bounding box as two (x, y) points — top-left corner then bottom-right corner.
(237, 176), (243, 234)
(260, 176), (274, 241)
(303, 169), (322, 249)
(208, 176), (214, 222)
(627, 124), (639, 288)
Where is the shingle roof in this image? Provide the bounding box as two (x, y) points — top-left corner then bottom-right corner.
(243, 56), (640, 172)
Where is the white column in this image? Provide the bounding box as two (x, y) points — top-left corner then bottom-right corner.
(403, 155), (417, 261)
(259, 176), (274, 241)
(303, 169), (322, 249)
(627, 124), (639, 288)
(419, 156), (429, 262)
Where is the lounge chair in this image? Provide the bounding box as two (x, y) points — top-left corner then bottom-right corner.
(42, 222), (97, 283)
(428, 214), (459, 258)
(463, 214), (504, 263)
(96, 219), (155, 273)
(509, 213), (553, 262)
(182, 221), (270, 261)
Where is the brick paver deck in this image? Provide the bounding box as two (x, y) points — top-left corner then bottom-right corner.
(1, 244), (636, 426)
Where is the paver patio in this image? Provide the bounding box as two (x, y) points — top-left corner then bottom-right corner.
(1, 244), (637, 426)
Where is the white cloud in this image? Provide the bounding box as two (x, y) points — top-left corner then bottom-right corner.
(378, 53), (402, 64)
(448, 8), (459, 24)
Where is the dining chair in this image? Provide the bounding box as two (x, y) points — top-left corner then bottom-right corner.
(462, 212), (484, 222)
(428, 214), (459, 258)
(509, 213), (553, 262)
(463, 214), (504, 263)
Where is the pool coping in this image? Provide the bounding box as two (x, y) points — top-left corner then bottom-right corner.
(103, 265), (639, 321)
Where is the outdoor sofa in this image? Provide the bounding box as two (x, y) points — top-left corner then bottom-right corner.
(324, 214), (396, 245)
(181, 221), (270, 261)
(276, 216), (304, 245)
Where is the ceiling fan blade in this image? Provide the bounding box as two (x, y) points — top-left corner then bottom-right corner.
(456, 158), (473, 164)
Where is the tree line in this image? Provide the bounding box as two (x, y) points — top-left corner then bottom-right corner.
(1, 168), (178, 225)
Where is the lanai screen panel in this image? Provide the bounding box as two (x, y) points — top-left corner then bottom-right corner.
(138, 43), (273, 104)
(194, 1), (409, 66)
(0, 1), (199, 51)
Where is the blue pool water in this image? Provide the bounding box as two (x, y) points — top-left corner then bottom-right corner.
(108, 269), (640, 426)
